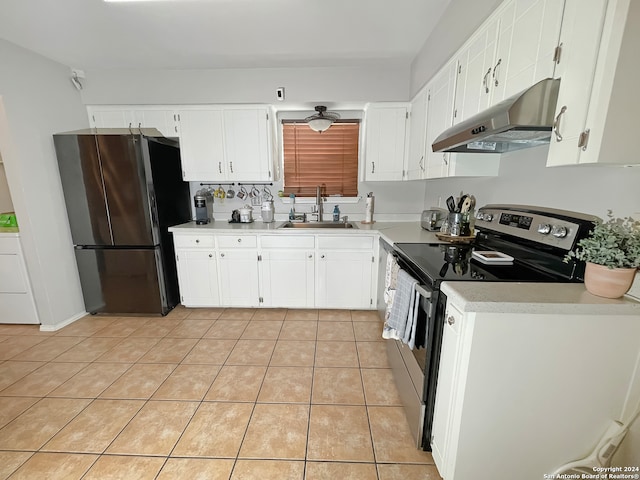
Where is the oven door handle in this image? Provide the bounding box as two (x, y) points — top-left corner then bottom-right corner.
(415, 284), (433, 298)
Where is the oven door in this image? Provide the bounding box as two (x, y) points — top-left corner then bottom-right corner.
(385, 281), (436, 449)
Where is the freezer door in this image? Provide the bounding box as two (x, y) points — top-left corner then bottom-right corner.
(74, 247), (171, 315)
(54, 134), (113, 246)
(97, 135), (155, 246)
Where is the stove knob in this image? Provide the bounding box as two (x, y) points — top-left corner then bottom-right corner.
(551, 225), (568, 238)
(483, 213), (493, 221)
(537, 223), (552, 235)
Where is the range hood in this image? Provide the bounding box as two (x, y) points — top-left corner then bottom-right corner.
(432, 78), (561, 154)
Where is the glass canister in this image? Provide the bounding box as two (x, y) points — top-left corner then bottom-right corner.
(261, 200), (275, 223)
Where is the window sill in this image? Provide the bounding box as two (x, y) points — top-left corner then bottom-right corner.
(278, 196), (362, 205)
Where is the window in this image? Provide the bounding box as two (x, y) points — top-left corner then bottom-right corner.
(282, 121), (360, 197)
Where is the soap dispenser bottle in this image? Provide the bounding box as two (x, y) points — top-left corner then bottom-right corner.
(333, 205), (340, 222)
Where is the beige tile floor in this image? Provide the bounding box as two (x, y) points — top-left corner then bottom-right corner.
(0, 307), (442, 479)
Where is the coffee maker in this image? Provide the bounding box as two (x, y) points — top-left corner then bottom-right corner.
(194, 190), (213, 224)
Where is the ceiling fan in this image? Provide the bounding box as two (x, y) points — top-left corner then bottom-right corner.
(304, 106), (340, 132)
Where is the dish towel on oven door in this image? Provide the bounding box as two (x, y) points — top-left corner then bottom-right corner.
(383, 268), (420, 349)
(383, 252), (400, 315)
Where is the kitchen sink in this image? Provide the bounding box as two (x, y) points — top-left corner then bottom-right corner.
(279, 221), (357, 229)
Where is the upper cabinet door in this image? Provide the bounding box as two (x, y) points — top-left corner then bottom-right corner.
(178, 108), (226, 181)
(406, 88), (429, 180)
(134, 109), (180, 138)
(363, 103), (408, 181)
(492, 0), (565, 103)
(547, 0), (640, 167)
(425, 61), (457, 179)
(223, 107), (272, 182)
(453, 16), (500, 124)
(88, 107), (135, 129)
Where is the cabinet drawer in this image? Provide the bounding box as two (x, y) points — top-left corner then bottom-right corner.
(260, 235), (315, 249)
(173, 234), (215, 248)
(317, 235), (374, 250)
(0, 237), (20, 254)
(217, 235), (257, 248)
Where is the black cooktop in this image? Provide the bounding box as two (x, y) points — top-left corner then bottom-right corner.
(393, 241), (575, 288)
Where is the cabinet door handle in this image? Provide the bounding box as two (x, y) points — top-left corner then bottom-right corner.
(447, 315), (455, 325)
(195, 239), (199, 243)
(209, 254), (212, 258)
(492, 58), (502, 87)
(229, 162), (233, 173)
(371, 162), (375, 174)
(218, 162), (222, 174)
(321, 254), (325, 259)
(220, 253), (225, 258)
(237, 238), (241, 243)
(419, 156), (424, 171)
(553, 106), (567, 142)
(483, 67), (492, 93)
(308, 254), (313, 259)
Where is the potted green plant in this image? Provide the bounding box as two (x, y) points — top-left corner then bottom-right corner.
(565, 212), (640, 298)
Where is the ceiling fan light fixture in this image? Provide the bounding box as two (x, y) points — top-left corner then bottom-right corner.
(305, 105), (340, 133)
(307, 117), (334, 132)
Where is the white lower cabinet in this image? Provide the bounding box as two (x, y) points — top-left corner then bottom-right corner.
(217, 235), (260, 307)
(0, 236), (39, 324)
(174, 234), (219, 307)
(175, 249), (219, 307)
(171, 231), (377, 309)
(316, 236), (375, 309)
(259, 235), (315, 308)
(430, 303), (464, 477)
(431, 292), (640, 479)
(260, 250), (315, 308)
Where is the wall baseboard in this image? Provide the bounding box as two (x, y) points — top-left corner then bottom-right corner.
(39, 311), (87, 332)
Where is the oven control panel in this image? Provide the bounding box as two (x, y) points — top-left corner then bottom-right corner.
(475, 205), (593, 251)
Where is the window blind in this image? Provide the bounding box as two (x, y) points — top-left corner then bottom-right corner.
(282, 122), (359, 197)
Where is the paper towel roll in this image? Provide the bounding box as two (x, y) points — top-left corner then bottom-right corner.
(365, 195), (374, 223)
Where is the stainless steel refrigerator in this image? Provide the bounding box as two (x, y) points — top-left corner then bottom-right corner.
(53, 129), (191, 315)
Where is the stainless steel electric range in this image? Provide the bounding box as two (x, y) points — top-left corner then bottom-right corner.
(385, 204), (599, 451)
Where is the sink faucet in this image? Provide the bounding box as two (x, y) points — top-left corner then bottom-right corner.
(314, 185), (324, 222)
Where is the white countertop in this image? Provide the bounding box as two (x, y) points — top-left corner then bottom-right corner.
(168, 220), (442, 244)
(441, 281), (640, 315)
(0, 227), (20, 237)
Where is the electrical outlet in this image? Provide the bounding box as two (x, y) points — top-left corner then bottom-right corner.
(276, 87), (285, 101)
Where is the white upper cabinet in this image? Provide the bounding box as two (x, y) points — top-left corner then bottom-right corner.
(449, 0), (564, 124)
(87, 106), (179, 138)
(453, 16), (500, 124)
(177, 108), (225, 181)
(406, 88), (429, 180)
(363, 103), (409, 181)
(223, 107), (272, 181)
(87, 104), (274, 181)
(547, 0), (639, 166)
(491, 0), (564, 103)
(424, 61), (457, 179)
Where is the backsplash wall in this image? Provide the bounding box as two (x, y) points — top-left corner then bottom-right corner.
(422, 145), (640, 220)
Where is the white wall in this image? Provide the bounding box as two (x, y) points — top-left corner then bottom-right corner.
(80, 65), (410, 106)
(0, 158), (14, 213)
(422, 146), (640, 219)
(0, 39), (88, 328)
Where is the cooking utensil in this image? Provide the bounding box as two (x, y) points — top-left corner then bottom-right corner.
(459, 196), (473, 214)
(457, 194), (468, 213)
(446, 196), (457, 213)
